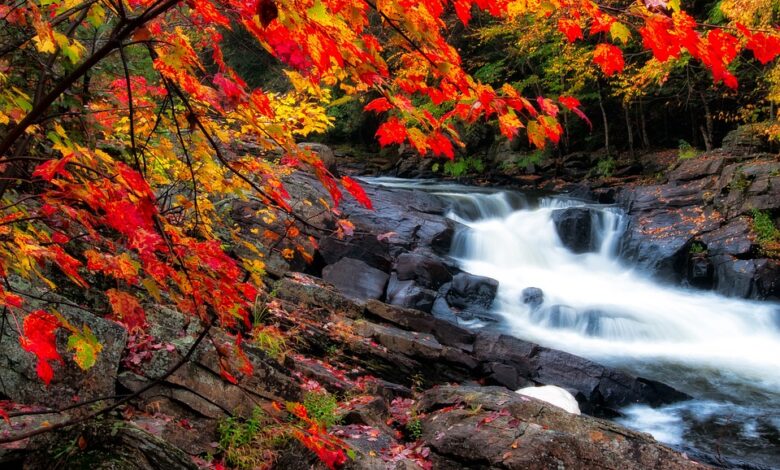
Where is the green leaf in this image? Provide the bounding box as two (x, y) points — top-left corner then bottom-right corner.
(67, 325), (102, 370)
(610, 22), (631, 45)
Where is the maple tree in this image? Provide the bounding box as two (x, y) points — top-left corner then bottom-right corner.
(1, 0), (780, 466)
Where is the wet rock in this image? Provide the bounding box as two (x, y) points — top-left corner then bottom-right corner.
(472, 332), (689, 415)
(364, 299), (474, 349)
(385, 274), (436, 312)
(394, 251), (452, 289)
(620, 207), (722, 282)
(520, 287), (544, 310)
(445, 272), (499, 313)
(712, 256), (780, 299)
(417, 385), (707, 470)
(322, 257), (389, 300)
(552, 207), (596, 253)
(686, 253), (713, 289)
(700, 217), (753, 257)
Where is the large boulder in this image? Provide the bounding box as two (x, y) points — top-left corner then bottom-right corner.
(385, 274), (437, 312)
(445, 272), (499, 315)
(552, 207), (596, 253)
(394, 251), (453, 289)
(472, 332), (688, 415)
(0, 280), (127, 408)
(322, 257), (389, 300)
(417, 385), (707, 470)
(297, 142), (337, 173)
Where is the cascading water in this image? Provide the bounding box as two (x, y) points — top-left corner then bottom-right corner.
(366, 177), (780, 468)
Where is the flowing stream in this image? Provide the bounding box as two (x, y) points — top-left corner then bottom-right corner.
(366, 177), (780, 469)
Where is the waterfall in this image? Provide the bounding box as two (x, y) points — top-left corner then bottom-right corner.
(447, 194), (780, 391)
(363, 178), (780, 467)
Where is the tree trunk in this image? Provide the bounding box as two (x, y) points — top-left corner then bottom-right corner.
(699, 91), (714, 151)
(639, 99), (650, 149)
(625, 102), (635, 160)
(598, 83), (610, 156)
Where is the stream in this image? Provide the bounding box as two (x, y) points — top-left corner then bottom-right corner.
(365, 177), (780, 469)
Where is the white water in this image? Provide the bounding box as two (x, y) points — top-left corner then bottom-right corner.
(365, 178), (780, 466)
(447, 194), (780, 393)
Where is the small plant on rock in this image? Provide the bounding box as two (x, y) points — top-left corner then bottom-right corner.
(689, 241), (707, 255)
(218, 407), (288, 470)
(751, 209), (780, 256)
(303, 391), (341, 428)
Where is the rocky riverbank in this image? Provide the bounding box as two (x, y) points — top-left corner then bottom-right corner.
(0, 162), (721, 469)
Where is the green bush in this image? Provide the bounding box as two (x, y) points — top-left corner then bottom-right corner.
(678, 139), (699, 160)
(596, 157), (615, 178)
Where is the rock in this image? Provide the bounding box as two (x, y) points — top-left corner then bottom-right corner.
(21, 421), (197, 470)
(364, 299), (475, 348)
(275, 273), (364, 319)
(686, 253), (713, 289)
(417, 385), (707, 470)
(520, 287), (544, 310)
(715, 159), (780, 219)
(394, 252), (452, 289)
(552, 207), (596, 253)
(721, 124), (771, 153)
(712, 256), (780, 299)
(0, 280), (127, 408)
(445, 272), (499, 313)
(298, 142), (337, 173)
(700, 218), (753, 257)
(472, 332), (689, 415)
(385, 274), (436, 312)
(516, 385), (581, 414)
(620, 207), (722, 282)
(322, 257), (389, 300)
(669, 154), (725, 182)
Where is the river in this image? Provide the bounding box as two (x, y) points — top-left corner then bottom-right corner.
(365, 177), (780, 469)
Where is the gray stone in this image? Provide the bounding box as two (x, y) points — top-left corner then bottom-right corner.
(322, 257), (389, 300)
(0, 280), (127, 408)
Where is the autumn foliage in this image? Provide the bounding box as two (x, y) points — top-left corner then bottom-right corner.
(1, 0), (780, 466)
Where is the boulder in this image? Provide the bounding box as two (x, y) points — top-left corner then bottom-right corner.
(472, 332), (688, 415)
(322, 257), (389, 300)
(394, 251), (453, 289)
(297, 142), (337, 173)
(445, 272), (499, 313)
(668, 154), (725, 182)
(0, 281), (127, 408)
(552, 207), (596, 253)
(417, 385), (707, 470)
(520, 287), (544, 310)
(385, 274), (437, 312)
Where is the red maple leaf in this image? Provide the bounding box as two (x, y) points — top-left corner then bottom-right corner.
(19, 310), (63, 385)
(376, 117), (407, 146)
(341, 176), (373, 210)
(592, 43), (624, 76)
(558, 19), (583, 43)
